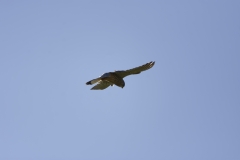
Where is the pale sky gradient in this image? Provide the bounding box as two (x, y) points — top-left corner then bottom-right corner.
(0, 1), (240, 160)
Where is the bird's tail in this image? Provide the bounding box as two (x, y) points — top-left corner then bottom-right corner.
(86, 78), (101, 85)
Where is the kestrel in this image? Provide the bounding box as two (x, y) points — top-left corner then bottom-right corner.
(86, 61), (155, 90)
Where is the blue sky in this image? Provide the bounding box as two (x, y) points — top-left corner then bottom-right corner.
(0, 1), (240, 159)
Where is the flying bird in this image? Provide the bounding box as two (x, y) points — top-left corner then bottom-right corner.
(86, 61), (155, 90)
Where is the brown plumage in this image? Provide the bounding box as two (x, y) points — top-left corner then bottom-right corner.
(86, 61), (155, 90)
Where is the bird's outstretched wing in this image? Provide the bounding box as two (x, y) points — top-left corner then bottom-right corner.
(91, 81), (112, 90)
(114, 61), (155, 78)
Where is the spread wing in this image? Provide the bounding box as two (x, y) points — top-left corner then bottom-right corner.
(114, 61), (155, 78)
(91, 81), (112, 90)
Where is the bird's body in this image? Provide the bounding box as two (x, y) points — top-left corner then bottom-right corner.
(86, 61), (155, 90)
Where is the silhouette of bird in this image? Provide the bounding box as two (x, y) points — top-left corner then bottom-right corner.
(86, 61), (155, 90)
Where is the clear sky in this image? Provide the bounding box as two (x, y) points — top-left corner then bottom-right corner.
(0, 1), (240, 160)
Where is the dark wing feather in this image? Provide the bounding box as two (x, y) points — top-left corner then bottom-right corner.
(91, 81), (111, 90)
(114, 61), (155, 78)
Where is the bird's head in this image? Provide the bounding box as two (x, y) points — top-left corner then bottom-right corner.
(121, 81), (125, 88)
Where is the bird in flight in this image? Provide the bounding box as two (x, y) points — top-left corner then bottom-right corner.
(86, 61), (155, 90)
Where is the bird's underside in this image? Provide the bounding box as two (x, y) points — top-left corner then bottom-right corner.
(86, 61), (155, 90)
